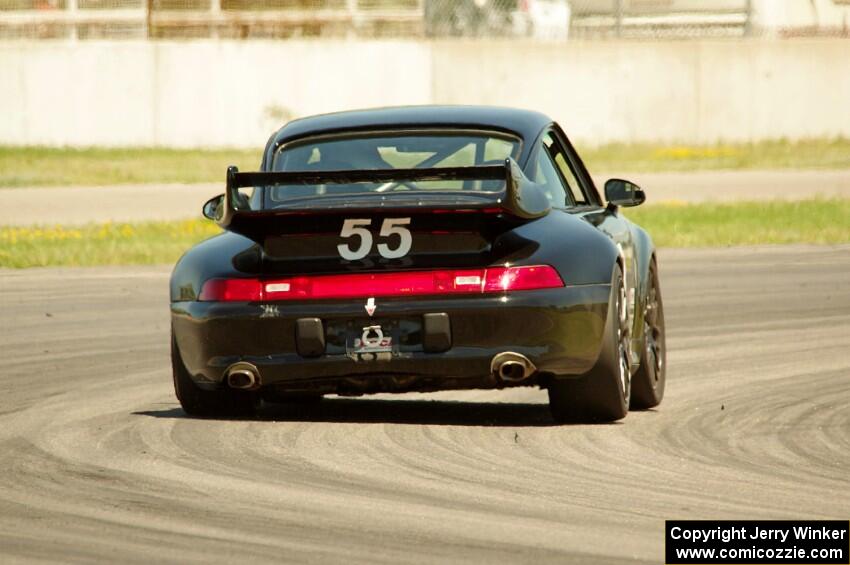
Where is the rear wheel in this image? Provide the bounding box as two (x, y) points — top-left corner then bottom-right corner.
(548, 265), (631, 423)
(171, 332), (257, 418)
(630, 259), (666, 409)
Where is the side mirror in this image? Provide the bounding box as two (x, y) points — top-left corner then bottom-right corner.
(202, 194), (225, 221)
(604, 178), (645, 208)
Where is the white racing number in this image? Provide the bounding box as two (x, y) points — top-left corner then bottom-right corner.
(337, 218), (412, 260)
(337, 219), (373, 261)
(377, 218), (412, 259)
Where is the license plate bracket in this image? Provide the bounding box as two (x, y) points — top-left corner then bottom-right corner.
(346, 324), (396, 361)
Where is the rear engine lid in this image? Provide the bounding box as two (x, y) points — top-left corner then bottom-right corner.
(210, 160), (550, 274)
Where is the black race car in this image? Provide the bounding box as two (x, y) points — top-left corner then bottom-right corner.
(170, 106), (666, 422)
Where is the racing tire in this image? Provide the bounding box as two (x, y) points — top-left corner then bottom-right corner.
(630, 259), (666, 409)
(548, 264), (631, 423)
(171, 332), (257, 418)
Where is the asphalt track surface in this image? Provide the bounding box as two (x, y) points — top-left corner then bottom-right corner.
(2, 169), (849, 225)
(1, 245), (848, 563)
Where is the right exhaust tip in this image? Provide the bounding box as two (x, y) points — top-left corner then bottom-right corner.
(225, 362), (261, 390)
(498, 362), (527, 382)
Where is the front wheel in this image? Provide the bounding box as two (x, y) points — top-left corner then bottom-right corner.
(548, 264), (631, 423)
(171, 332), (257, 418)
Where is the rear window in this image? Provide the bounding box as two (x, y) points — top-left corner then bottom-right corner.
(269, 132), (520, 202)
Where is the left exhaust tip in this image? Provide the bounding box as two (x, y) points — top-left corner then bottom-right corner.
(490, 352), (536, 382)
(225, 362), (261, 390)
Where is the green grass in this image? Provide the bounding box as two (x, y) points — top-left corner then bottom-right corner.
(0, 146), (261, 188)
(2, 199), (848, 268)
(0, 220), (221, 268)
(579, 138), (850, 173)
(623, 198), (850, 248)
(2, 138), (850, 188)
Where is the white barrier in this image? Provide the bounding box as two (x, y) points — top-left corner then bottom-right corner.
(0, 38), (847, 147)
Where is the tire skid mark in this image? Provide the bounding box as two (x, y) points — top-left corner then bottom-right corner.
(0, 248), (848, 563)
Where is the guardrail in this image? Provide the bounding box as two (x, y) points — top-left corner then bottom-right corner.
(0, 0), (848, 40)
(0, 0), (423, 39)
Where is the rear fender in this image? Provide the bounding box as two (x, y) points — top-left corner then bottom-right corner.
(627, 222), (656, 345)
(170, 232), (259, 303)
(508, 211), (621, 286)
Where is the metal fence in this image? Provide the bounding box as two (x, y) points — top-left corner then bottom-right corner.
(1, 0), (848, 39)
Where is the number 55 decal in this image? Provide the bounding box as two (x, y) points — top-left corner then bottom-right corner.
(337, 218), (412, 261)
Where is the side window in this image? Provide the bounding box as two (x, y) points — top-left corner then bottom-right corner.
(544, 133), (588, 205)
(531, 144), (571, 208)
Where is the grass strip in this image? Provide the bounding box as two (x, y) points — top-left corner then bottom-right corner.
(0, 220), (221, 268)
(2, 138), (850, 188)
(579, 137), (850, 173)
(623, 198), (850, 248)
(0, 147), (261, 188)
(1, 199), (848, 268)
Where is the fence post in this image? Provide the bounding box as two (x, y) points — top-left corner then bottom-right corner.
(67, 0), (78, 40)
(210, 0), (221, 38)
(346, 0), (359, 38)
(744, 0), (753, 36)
(614, 0), (623, 38)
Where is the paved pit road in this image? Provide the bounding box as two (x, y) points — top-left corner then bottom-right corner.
(0, 246), (848, 563)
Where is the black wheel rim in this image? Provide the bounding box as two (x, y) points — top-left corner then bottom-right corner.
(644, 271), (665, 384)
(617, 277), (630, 400)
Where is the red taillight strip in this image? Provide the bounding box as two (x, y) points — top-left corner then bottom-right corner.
(199, 278), (263, 302)
(199, 265), (563, 302)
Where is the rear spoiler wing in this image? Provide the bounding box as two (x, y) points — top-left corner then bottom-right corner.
(215, 158), (551, 237)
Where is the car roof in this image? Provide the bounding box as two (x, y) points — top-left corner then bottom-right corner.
(267, 105), (554, 149)
(258, 105), (599, 203)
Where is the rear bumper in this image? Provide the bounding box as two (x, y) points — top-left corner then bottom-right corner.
(171, 284), (610, 393)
